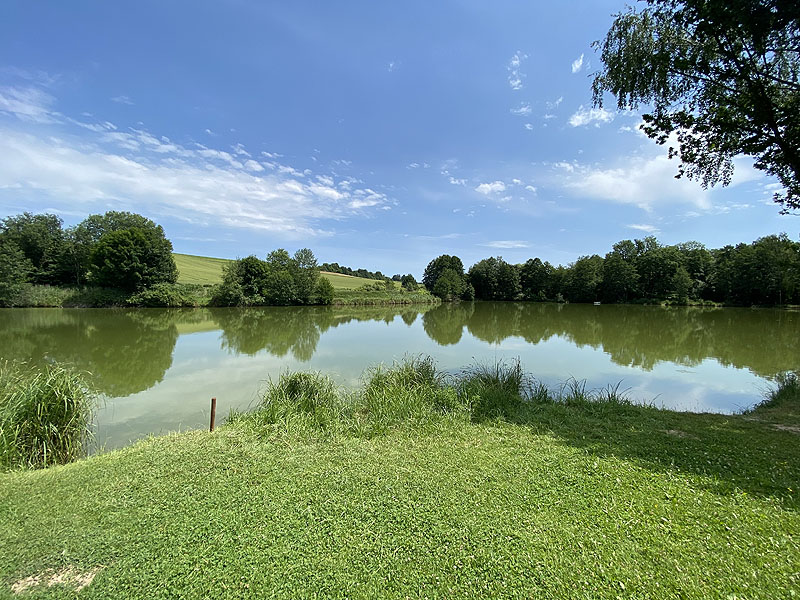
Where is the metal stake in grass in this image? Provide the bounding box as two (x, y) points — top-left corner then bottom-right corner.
(210, 397), (217, 432)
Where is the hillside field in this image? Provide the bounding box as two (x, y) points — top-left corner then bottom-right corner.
(173, 253), (386, 290)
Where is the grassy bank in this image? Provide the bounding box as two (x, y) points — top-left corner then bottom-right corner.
(0, 359), (798, 598)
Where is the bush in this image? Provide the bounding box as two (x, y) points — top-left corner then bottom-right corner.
(127, 283), (203, 307)
(209, 280), (247, 307)
(0, 362), (97, 470)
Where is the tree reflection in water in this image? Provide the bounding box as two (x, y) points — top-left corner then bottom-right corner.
(0, 303), (797, 401)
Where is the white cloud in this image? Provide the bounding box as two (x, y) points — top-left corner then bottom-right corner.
(507, 51), (528, 90)
(510, 103), (532, 116)
(0, 114), (391, 237)
(243, 159), (264, 172)
(449, 177), (466, 186)
(524, 123), (533, 130)
(571, 53), (585, 74)
(552, 161), (576, 172)
(482, 240), (530, 249)
(546, 96), (563, 110)
(555, 155), (711, 210)
(525, 185), (538, 194)
(111, 95), (134, 105)
(627, 224), (660, 234)
(0, 86), (58, 123)
(475, 181), (506, 195)
(568, 105), (615, 127)
(231, 143), (250, 157)
(511, 178), (522, 185)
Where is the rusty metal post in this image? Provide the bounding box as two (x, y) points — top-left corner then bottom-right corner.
(210, 397), (217, 432)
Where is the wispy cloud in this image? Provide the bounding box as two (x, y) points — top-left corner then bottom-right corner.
(571, 53), (585, 74)
(507, 51), (528, 90)
(0, 89), (392, 237)
(568, 105), (614, 127)
(482, 240), (530, 249)
(510, 103), (532, 117)
(627, 224), (660, 234)
(110, 95), (134, 105)
(475, 181), (506, 195)
(0, 85), (58, 123)
(546, 96), (563, 110)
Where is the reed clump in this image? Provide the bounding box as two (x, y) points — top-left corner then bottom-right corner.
(744, 371), (800, 424)
(240, 355), (640, 438)
(0, 361), (97, 470)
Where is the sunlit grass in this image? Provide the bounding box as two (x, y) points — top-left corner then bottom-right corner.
(0, 360), (797, 598)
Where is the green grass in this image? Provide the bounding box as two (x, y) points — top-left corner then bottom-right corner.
(173, 253), (385, 290)
(0, 362), (97, 471)
(173, 253), (231, 285)
(0, 360), (798, 598)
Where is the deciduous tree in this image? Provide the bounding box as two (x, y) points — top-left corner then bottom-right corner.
(592, 0), (800, 211)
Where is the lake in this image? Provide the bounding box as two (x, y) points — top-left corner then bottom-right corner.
(1, 303), (797, 450)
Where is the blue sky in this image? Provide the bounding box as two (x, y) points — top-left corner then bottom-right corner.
(0, 1), (794, 277)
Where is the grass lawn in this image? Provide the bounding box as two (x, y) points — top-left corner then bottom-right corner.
(0, 368), (797, 598)
(173, 253), (386, 290)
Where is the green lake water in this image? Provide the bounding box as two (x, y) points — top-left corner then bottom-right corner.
(1, 303), (797, 450)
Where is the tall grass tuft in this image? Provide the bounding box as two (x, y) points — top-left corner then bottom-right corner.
(358, 355), (462, 434)
(0, 361), (97, 470)
(459, 359), (527, 421)
(253, 371), (343, 434)
(746, 371), (800, 424)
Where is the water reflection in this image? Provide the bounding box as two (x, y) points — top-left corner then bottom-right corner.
(0, 309), (178, 397)
(0, 302), (797, 402)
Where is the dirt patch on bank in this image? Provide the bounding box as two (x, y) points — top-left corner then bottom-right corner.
(11, 566), (101, 594)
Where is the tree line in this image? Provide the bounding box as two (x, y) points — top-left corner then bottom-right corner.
(423, 234), (800, 306)
(319, 262), (389, 282)
(0, 211), (178, 304)
(0, 211), (336, 307)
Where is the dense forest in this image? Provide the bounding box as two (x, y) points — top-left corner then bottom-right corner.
(424, 234), (800, 306)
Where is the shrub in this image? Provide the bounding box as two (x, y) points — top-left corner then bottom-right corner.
(127, 283), (202, 307)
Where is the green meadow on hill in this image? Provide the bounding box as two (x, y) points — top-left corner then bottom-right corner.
(173, 253), (391, 290)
